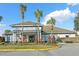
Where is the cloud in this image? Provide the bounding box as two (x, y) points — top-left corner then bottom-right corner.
(0, 24), (6, 36)
(42, 8), (76, 25)
(0, 23), (6, 27)
(67, 3), (79, 7)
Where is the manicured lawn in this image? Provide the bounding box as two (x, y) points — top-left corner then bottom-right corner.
(0, 43), (53, 49)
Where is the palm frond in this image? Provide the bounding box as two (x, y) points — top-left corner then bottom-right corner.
(20, 4), (27, 19)
(20, 4), (27, 12)
(34, 9), (43, 23)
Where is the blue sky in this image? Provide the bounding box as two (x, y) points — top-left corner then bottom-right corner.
(0, 3), (79, 35)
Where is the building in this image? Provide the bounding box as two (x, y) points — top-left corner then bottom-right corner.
(3, 21), (76, 43)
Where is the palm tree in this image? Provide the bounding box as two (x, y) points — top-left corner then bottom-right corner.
(34, 9), (43, 43)
(20, 4), (27, 43)
(0, 16), (3, 22)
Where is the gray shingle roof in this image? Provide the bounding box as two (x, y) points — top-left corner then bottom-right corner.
(43, 25), (75, 34)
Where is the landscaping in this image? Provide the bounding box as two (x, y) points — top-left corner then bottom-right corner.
(0, 43), (50, 49)
(0, 43), (59, 51)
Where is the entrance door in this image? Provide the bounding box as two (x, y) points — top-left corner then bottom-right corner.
(29, 35), (35, 42)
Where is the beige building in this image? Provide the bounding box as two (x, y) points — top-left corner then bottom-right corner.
(3, 21), (76, 43)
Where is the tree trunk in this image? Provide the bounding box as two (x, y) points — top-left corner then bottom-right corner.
(37, 26), (40, 43)
(21, 12), (24, 44)
(37, 20), (40, 44)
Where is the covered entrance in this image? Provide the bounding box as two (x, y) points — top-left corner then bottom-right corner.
(15, 31), (37, 43)
(29, 35), (35, 42)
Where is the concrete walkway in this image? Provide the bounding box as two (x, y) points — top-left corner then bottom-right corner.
(0, 43), (79, 56)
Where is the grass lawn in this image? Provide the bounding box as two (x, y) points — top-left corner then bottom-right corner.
(0, 43), (55, 49)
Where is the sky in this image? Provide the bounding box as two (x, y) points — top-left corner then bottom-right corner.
(0, 3), (79, 36)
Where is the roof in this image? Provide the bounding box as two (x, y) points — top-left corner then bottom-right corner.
(10, 21), (75, 34)
(11, 21), (42, 27)
(42, 25), (75, 34)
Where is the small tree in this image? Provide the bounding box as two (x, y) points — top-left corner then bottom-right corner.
(46, 17), (56, 45)
(46, 17), (56, 30)
(47, 17), (56, 25)
(5, 30), (12, 33)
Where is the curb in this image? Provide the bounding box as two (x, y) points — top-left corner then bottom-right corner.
(0, 48), (52, 51)
(0, 45), (60, 51)
(0, 47), (59, 51)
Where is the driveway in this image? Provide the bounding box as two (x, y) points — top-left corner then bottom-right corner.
(0, 43), (79, 56)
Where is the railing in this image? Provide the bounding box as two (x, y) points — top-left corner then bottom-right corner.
(13, 30), (40, 32)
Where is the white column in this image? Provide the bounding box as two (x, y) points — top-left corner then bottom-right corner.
(10, 35), (13, 42)
(12, 33), (16, 43)
(40, 27), (42, 40)
(5, 35), (7, 42)
(40, 31), (41, 40)
(10, 36), (11, 42)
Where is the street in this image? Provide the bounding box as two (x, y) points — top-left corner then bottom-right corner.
(0, 43), (79, 56)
